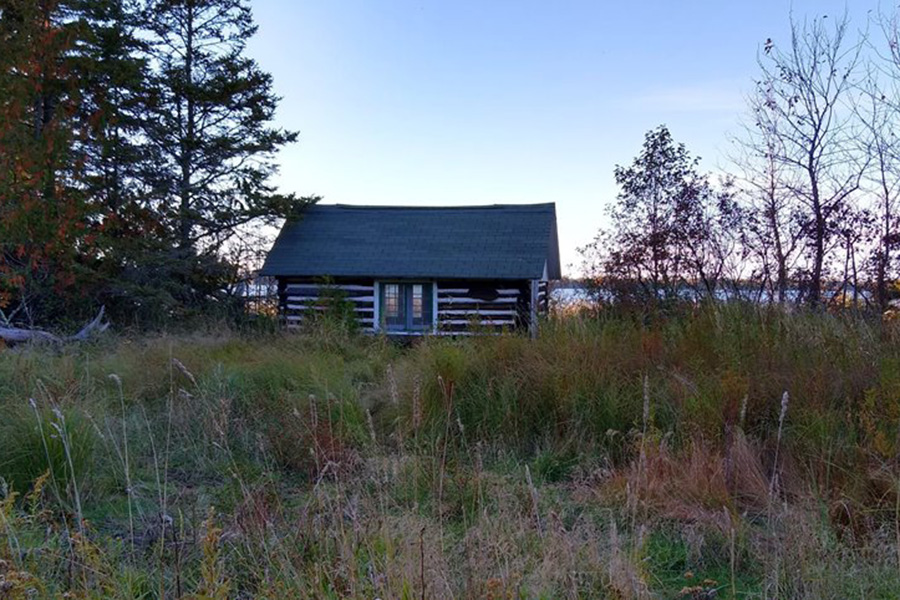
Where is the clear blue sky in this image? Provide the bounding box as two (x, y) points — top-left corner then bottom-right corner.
(247, 1), (874, 275)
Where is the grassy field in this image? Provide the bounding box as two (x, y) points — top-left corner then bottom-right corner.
(2, 304), (900, 598)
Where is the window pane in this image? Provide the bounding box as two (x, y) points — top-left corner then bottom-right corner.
(385, 284), (400, 318)
(422, 284), (432, 326)
(412, 284), (423, 320)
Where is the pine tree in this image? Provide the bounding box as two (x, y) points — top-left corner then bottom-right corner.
(0, 0), (96, 322)
(143, 0), (301, 254)
(72, 0), (152, 214)
(1, 0), (306, 325)
(68, 0), (180, 322)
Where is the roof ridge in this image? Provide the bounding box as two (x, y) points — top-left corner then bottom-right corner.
(321, 203), (555, 211)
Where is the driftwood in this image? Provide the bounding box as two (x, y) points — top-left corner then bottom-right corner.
(0, 306), (110, 346)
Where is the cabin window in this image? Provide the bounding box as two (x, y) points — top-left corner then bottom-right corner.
(384, 284), (401, 320)
(379, 282), (433, 332)
(412, 284), (423, 320)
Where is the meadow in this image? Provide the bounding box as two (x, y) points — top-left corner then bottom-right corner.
(1, 304), (900, 598)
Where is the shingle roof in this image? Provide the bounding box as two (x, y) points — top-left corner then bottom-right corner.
(260, 203), (561, 280)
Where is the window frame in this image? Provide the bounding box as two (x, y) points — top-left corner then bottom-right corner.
(376, 281), (436, 334)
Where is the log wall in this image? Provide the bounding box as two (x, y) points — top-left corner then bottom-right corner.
(434, 279), (530, 335)
(277, 277), (549, 336)
(279, 277), (377, 332)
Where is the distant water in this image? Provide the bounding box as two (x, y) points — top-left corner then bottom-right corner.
(550, 284), (872, 307)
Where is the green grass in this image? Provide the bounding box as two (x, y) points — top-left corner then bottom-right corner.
(1, 304), (900, 598)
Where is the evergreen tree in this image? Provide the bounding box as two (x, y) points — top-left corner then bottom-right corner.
(0, 0), (97, 322)
(1, 0), (305, 326)
(143, 0), (302, 255)
(68, 0), (180, 323)
(72, 0), (151, 214)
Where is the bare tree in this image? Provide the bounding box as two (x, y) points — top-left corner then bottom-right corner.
(852, 11), (900, 310)
(682, 177), (749, 300)
(733, 79), (804, 303)
(855, 70), (900, 309)
(755, 13), (866, 306)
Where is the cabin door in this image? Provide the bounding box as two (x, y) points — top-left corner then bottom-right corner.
(379, 282), (433, 332)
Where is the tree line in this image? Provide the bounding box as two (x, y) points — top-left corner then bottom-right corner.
(582, 11), (900, 311)
(0, 0), (311, 328)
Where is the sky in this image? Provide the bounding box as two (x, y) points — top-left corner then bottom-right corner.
(246, 1), (877, 275)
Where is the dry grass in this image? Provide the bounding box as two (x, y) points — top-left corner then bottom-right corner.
(1, 305), (900, 597)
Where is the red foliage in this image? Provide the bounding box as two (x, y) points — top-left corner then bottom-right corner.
(0, 1), (104, 315)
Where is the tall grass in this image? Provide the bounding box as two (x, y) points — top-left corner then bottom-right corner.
(0, 304), (899, 597)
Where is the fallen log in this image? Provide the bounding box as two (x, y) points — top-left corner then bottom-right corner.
(0, 327), (63, 345)
(0, 306), (109, 346)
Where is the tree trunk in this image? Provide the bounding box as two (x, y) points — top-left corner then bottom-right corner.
(808, 164), (825, 308)
(877, 159), (892, 311)
(179, 1), (196, 250)
(0, 307), (109, 346)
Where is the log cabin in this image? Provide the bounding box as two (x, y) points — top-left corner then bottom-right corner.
(259, 203), (561, 336)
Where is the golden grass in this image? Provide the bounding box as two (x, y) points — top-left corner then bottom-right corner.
(1, 306), (900, 597)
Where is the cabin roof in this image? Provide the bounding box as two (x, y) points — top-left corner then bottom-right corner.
(260, 203), (561, 280)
